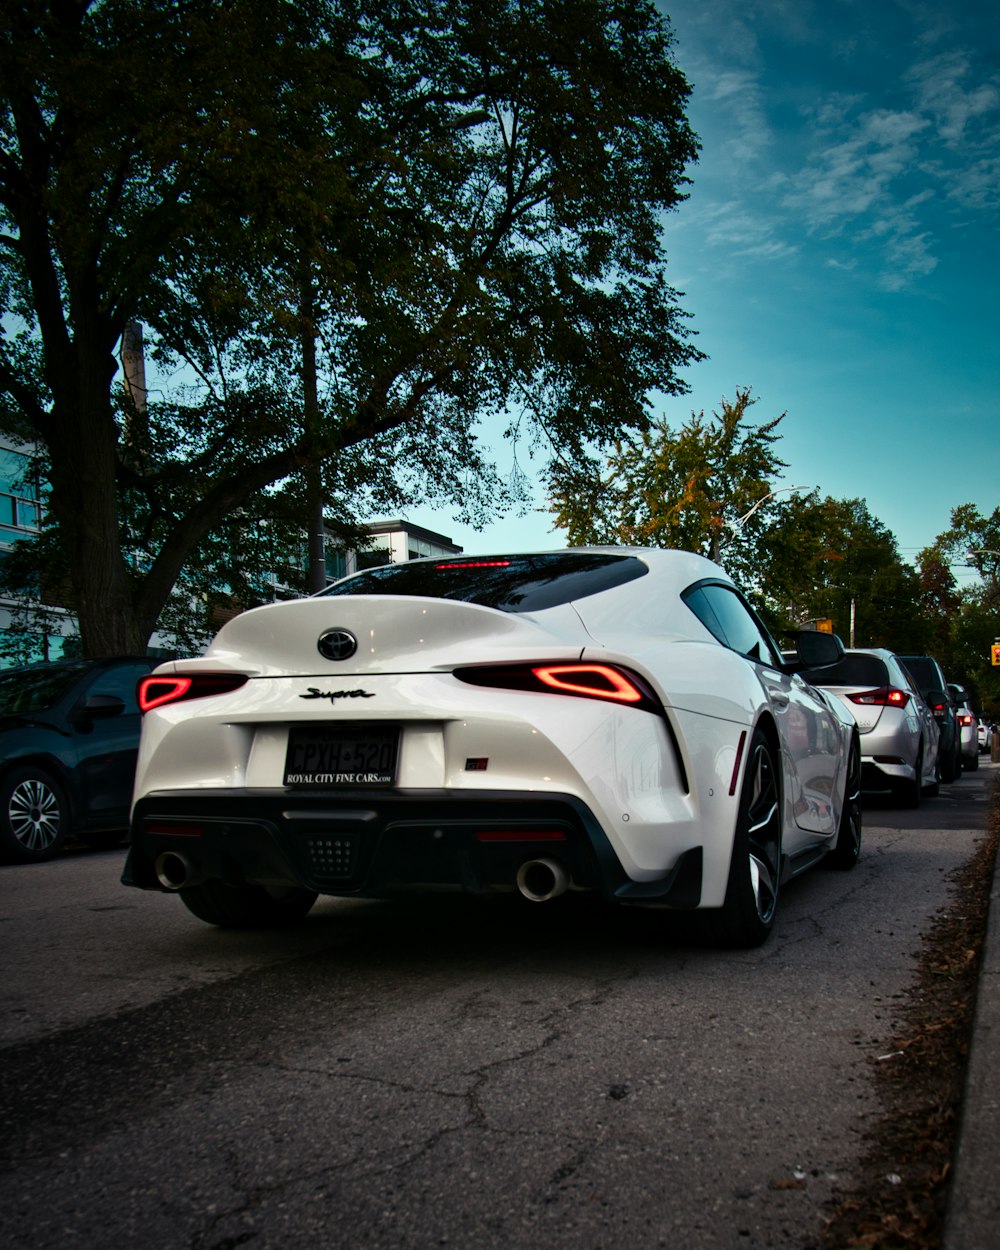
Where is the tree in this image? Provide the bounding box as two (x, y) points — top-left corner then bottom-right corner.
(920, 505), (1000, 716)
(546, 393), (932, 647)
(761, 495), (926, 647)
(0, 0), (701, 655)
(547, 387), (786, 584)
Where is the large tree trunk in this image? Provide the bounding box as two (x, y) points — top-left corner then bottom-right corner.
(47, 340), (137, 657)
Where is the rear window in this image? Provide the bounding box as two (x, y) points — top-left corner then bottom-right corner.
(801, 655), (889, 687)
(899, 656), (941, 691)
(321, 552), (648, 614)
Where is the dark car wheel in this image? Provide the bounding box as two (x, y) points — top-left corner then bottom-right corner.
(701, 728), (782, 948)
(827, 738), (862, 870)
(940, 739), (958, 783)
(0, 767), (70, 864)
(179, 880), (319, 929)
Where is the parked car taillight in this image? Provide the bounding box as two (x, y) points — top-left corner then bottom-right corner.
(847, 687), (910, 708)
(958, 713), (975, 726)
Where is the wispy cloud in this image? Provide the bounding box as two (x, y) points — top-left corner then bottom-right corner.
(662, 0), (1000, 290)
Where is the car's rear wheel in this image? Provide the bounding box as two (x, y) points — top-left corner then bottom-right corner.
(0, 767), (70, 864)
(827, 737), (862, 870)
(178, 880), (319, 928)
(940, 739), (958, 783)
(702, 728), (782, 948)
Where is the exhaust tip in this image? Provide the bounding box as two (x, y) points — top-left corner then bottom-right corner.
(516, 857), (570, 902)
(154, 851), (203, 891)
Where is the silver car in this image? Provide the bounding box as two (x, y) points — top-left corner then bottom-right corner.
(949, 684), (980, 772)
(802, 648), (939, 806)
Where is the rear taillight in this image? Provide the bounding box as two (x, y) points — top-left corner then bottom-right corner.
(138, 672), (248, 712)
(958, 714), (974, 726)
(847, 687), (910, 708)
(453, 662), (662, 713)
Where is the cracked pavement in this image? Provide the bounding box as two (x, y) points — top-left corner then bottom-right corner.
(0, 772), (993, 1249)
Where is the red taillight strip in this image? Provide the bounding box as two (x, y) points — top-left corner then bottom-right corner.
(435, 560), (511, 569)
(146, 822), (204, 837)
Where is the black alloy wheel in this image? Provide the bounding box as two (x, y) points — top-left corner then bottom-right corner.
(940, 735), (959, 783)
(827, 737), (862, 870)
(703, 728), (782, 948)
(0, 767), (70, 864)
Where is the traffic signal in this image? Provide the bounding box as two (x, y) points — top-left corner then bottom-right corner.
(992, 642), (1000, 667)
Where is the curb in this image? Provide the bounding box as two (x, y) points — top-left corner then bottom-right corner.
(942, 766), (1000, 1250)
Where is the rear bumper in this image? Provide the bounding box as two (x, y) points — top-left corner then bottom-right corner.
(860, 757), (915, 790)
(124, 788), (703, 909)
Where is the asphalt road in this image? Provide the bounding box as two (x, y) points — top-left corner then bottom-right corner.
(1, 763), (996, 1250)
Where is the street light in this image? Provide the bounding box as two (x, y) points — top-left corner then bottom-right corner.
(729, 484), (814, 532)
(713, 484), (815, 563)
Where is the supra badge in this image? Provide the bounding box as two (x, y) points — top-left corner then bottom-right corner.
(317, 628), (358, 661)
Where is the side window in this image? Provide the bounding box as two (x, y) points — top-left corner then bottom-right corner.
(691, 584), (782, 667)
(684, 585), (727, 645)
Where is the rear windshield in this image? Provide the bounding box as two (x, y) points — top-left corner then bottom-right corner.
(801, 655), (889, 687)
(321, 552), (648, 613)
(898, 657), (940, 690)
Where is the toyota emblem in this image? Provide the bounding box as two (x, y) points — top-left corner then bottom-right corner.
(317, 628), (358, 661)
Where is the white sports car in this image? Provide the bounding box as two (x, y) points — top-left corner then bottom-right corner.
(124, 548), (861, 947)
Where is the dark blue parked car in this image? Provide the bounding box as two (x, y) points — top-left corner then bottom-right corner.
(0, 657), (154, 863)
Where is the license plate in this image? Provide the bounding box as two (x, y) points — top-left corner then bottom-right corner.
(284, 724), (399, 787)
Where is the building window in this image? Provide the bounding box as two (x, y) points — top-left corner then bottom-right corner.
(0, 448), (41, 540)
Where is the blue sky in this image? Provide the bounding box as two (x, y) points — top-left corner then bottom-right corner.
(405, 0), (1000, 585)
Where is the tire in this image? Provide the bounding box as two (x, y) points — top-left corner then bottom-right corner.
(892, 743), (923, 809)
(702, 728), (782, 948)
(179, 880), (318, 929)
(0, 766), (70, 864)
(965, 752), (979, 773)
(924, 751), (940, 798)
(940, 739), (958, 783)
(828, 737), (862, 870)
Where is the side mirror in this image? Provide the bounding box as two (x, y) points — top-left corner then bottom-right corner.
(792, 630), (845, 669)
(80, 694), (126, 719)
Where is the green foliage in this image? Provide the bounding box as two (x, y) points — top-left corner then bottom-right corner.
(919, 506), (1000, 717)
(547, 387), (787, 583)
(0, 0), (702, 655)
(761, 495), (926, 647)
(548, 389), (934, 649)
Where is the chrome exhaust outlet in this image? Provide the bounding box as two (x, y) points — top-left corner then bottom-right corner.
(154, 850), (204, 891)
(516, 857), (570, 902)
